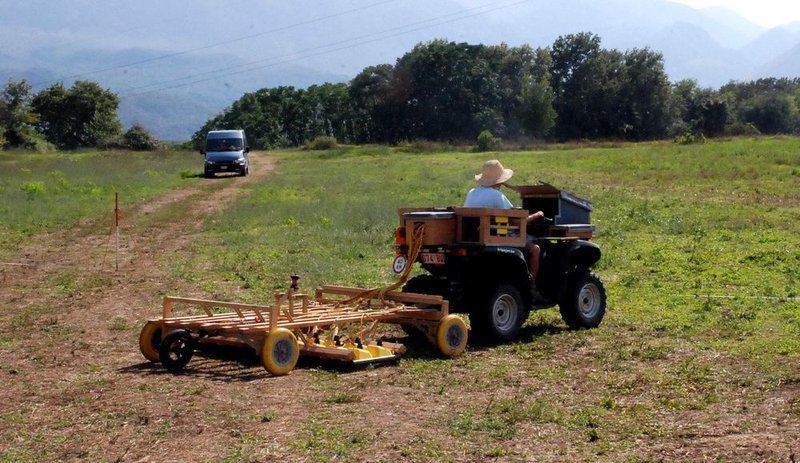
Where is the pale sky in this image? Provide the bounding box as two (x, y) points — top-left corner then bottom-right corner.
(670, 0), (800, 28)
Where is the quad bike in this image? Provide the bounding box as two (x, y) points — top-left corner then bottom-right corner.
(393, 183), (606, 343)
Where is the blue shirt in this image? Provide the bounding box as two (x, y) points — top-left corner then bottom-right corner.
(464, 186), (514, 209)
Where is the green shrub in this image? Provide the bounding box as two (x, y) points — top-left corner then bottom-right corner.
(1, 131), (56, 152)
(475, 130), (501, 152)
(122, 124), (161, 151)
(726, 122), (761, 137)
(673, 132), (706, 145)
(27, 136), (57, 153)
(20, 181), (46, 196)
(304, 136), (338, 150)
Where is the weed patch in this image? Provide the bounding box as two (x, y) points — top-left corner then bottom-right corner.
(291, 419), (373, 460)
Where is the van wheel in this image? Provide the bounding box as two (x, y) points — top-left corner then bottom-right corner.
(470, 283), (526, 343)
(204, 169), (214, 178)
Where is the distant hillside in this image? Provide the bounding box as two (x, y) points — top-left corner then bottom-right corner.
(649, 22), (748, 86)
(742, 27), (800, 65)
(3, 0), (799, 139)
(762, 42), (800, 79)
(1, 47), (349, 140)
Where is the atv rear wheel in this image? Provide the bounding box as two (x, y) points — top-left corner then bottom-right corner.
(470, 283), (527, 343)
(559, 272), (606, 329)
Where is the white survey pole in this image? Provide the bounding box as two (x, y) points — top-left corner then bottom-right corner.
(115, 192), (120, 272)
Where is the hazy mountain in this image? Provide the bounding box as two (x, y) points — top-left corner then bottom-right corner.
(2, 0), (799, 140)
(741, 27), (800, 69)
(0, 44), (349, 139)
(787, 22), (800, 34)
(477, 0), (752, 49)
(761, 42), (800, 79)
(650, 22), (749, 86)
(696, 6), (764, 46)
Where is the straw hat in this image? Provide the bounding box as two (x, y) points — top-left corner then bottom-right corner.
(475, 159), (513, 186)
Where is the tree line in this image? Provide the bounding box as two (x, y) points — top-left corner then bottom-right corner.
(193, 33), (800, 149)
(0, 80), (160, 151)
(3, 32), (800, 152)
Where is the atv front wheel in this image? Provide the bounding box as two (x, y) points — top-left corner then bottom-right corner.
(470, 283), (527, 343)
(559, 272), (606, 329)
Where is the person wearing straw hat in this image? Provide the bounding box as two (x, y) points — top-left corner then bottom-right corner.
(465, 159), (545, 281)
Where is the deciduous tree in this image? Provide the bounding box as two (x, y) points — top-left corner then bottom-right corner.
(0, 79), (40, 149)
(31, 80), (122, 149)
(549, 32), (602, 139)
(518, 48), (555, 138)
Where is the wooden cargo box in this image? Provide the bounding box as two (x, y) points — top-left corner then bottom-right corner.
(452, 207), (528, 246)
(400, 209), (457, 246)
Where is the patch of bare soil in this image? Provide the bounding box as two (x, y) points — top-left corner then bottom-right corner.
(0, 153), (299, 461)
(0, 150), (798, 462)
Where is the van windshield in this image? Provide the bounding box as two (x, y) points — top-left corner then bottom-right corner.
(206, 138), (243, 152)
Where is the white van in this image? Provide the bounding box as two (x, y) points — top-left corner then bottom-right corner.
(201, 130), (250, 178)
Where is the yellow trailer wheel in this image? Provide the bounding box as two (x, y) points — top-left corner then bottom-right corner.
(436, 315), (468, 358)
(261, 328), (299, 376)
(138, 321), (163, 362)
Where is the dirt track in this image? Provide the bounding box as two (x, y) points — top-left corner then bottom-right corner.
(0, 152), (301, 461)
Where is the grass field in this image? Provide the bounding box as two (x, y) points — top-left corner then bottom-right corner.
(1, 138), (799, 462)
(0, 149), (200, 258)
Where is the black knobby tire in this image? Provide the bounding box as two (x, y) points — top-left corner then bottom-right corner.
(159, 330), (195, 373)
(469, 282), (527, 343)
(559, 272), (606, 329)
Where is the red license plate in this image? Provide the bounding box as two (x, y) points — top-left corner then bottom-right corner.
(420, 252), (445, 265)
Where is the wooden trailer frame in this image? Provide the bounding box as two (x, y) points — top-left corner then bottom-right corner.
(139, 284), (468, 376)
